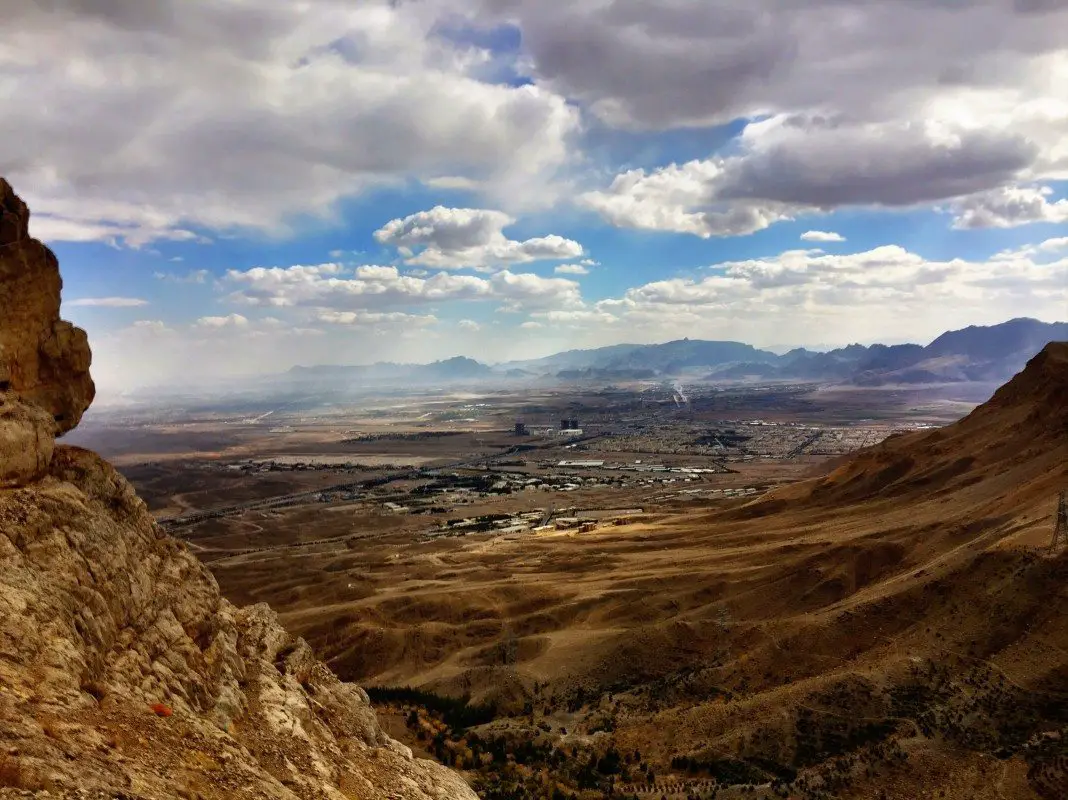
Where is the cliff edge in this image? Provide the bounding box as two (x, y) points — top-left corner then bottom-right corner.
(0, 179), (476, 799)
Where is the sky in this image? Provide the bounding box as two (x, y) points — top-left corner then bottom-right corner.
(3, 0), (1067, 397)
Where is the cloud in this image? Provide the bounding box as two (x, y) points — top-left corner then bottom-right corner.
(195, 314), (249, 328)
(27, 215), (206, 248)
(457, 319), (483, 331)
(66, 296), (149, 308)
(555, 263), (590, 275)
(225, 263), (488, 308)
(374, 206), (583, 270)
(581, 117), (1044, 237)
(3, 1), (579, 246)
(950, 185), (1068, 229)
(424, 176), (484, 192)
(9, 0), (1067, 249)
(519, 321), (543, 329)
(316, 310), (438, 328)
(130, 320), (174, 334)
(578, 243), (1067, 345)
(472, 0), (1068, 136)
(1038, 236), (1068, 252)
(800, 230), (845, 243)
(531, 309), (618, 325)
(154, 269), (210, 284)
(490, 271), (583, 311)
(580, 159), (769, 238)
(224, 262), (581, 311)
(993, 235), (1068, 261)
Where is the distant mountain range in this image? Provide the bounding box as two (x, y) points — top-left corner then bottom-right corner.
(287, 356), (492, 383)
(286, 318), (1067, 388)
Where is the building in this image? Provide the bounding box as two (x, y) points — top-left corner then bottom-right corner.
(514, 421), (529, 436)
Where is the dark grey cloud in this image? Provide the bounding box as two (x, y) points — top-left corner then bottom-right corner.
(717, 123), (1038, 207)
(951, 185), (1068, 228)
(467, 0), (1068, 130)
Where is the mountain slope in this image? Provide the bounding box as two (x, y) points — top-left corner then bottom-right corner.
(772, 341), (1068, 509)
(0, 179), (476, 799)
(512, 338), (780, 374)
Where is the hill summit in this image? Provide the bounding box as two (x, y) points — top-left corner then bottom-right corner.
(0, 179), (476, 798)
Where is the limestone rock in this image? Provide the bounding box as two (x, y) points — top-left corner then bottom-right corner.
(0, 178), (94, 435)
(0, 397), (54, 487)
(0, 179), (476, 798)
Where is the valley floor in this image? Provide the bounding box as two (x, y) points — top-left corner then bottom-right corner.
(111, 370), (1068, 798)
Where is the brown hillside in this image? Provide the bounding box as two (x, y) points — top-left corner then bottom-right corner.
(763, 341), (1068, 511)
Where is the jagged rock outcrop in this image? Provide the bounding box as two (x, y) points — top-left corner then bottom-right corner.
(0, 179), (94, 435)
(0, 181), (476, 799)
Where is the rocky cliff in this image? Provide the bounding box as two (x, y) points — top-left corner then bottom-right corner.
(0, 179), (476, 799)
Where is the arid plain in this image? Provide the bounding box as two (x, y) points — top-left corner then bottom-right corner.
(71, 368), (1068, 799)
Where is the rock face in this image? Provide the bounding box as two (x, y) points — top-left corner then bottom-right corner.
(0, 181), (476, 799)
(0, 179), (94, 435)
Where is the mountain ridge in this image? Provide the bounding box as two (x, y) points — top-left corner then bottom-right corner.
(285, 318), (1067, 388)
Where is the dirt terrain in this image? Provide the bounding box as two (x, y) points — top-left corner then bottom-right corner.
(99, 357), (1068, 799)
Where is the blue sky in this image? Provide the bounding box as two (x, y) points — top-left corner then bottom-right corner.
(4, 1), (1067, 396)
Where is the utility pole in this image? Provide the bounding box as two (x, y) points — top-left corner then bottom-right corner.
(1050, 491), (1068, 555)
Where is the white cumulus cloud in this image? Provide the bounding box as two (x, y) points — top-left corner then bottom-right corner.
(317, 310), (438, 328)
(374, 206), (583, 270)
(223, 261), (581, 312)
(800, 230), (845, 243)
(195, 314), (249, 328)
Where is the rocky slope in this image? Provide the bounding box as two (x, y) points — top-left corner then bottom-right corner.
(0, 178), (476, 799)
